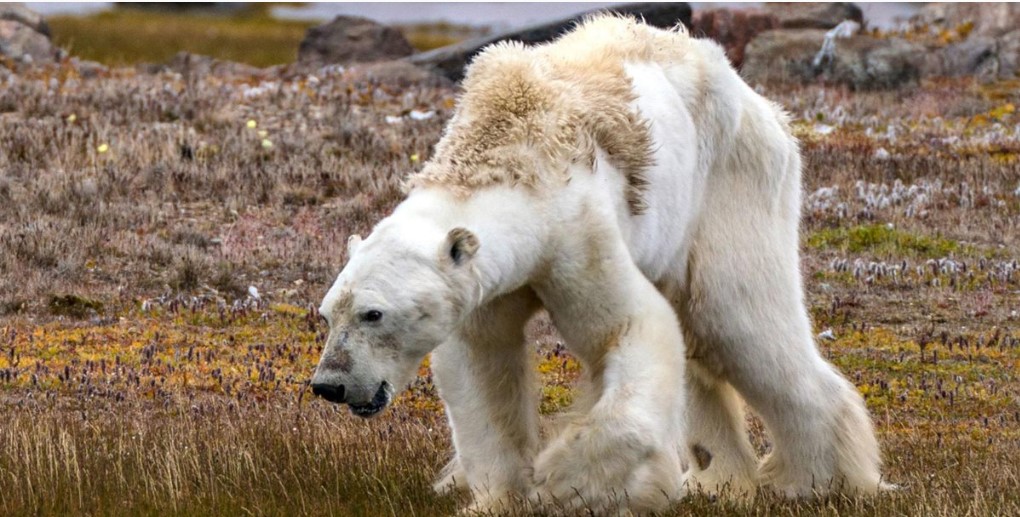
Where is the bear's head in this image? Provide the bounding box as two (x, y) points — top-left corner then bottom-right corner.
(311, 223), (480, 417)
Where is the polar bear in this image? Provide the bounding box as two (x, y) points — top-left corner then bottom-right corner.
(310, 14), (885, 513)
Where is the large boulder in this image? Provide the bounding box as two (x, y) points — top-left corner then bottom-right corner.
(920, 36), (999, 78)
(0, 21), (55, 65)
(766, 2), (863, 30)
(0, 3), (49, 36)
(692, 8), (778, 68)
(298, 16), (414, 66)
(410, 3), (692, 81)
(742, 29), (923, 89)
(0, 4), (57, 65)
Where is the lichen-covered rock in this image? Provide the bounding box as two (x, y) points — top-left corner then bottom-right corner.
(742, 29), (922, 89)
(766, 2), (863, 30)
(692, 8), (778, 68)
(913, 3), (1020, 38)
(921, 39), (1020, 82)
(298, 16), (414, 66)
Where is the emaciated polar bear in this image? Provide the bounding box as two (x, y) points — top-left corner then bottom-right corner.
(311, 14), (886, 513)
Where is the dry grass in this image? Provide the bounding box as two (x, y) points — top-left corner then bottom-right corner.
(1, 50), (1019, 515)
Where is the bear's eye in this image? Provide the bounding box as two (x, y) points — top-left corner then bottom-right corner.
(360, 310), (383, 323)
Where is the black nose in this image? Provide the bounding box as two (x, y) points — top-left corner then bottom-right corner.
(311, 383), (346, 404)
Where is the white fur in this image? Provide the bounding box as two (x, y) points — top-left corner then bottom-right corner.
(315, 16), (885, 514)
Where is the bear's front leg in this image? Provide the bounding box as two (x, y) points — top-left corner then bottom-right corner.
(530, 278), (688, 513)
(431, 288), (541, 513)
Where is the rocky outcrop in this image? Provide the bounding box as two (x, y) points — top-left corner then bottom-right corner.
(0, 3), (49, 36)
(766, 2), (863, 30)
(409, 3), (692, 81)
(913, 3), (1020, 38)
(692, 8), (778, 68)
(908, 3), (1020, 79)
(298, 16), (414, 66)
(742, 29), (923, 89)
(0, 4), (59, 66)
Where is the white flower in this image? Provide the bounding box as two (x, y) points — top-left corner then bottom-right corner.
(813, 123), (835, 135)
(409, 110), (435, 121)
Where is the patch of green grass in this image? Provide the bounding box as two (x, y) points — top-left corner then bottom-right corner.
(806, 224), (962, 258)
(48, 8), (315, 67)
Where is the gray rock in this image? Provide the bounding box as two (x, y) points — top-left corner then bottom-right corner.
(742, 29), (825, 84)
(0, 3), (49, 37)
(849, 38), (923, 89)
(743, 29), (922, 89)
(298, 16), (414, 66)
(918, 30), (1020, 80)
(169, 52), (263, 78)
(410, 3), (692, 82)
(925, 37), (998, 77)
(766, 2), (863, 30)
(348, 60), (451, 88)
(0, 19), (57, 65)
(72, 57), (109, 79)
(995, 30), (1020, 78)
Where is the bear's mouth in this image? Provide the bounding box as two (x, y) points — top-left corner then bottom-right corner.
(348, 382), (390, 418)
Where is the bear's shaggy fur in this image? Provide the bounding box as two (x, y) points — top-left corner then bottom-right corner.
(406, 24), (660, 213)
(312, 14), (887, 514)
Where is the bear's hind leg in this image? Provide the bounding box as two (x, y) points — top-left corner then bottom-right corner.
(681, 364), (759, 498)
(681, 227), (885, 497)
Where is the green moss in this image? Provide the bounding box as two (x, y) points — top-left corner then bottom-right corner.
(48, 294), (103, 318)
(806, 224), (962, 258)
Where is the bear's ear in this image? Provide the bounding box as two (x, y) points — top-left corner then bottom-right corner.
(445, 228), (479, 266)
(347, 234), (363, 257)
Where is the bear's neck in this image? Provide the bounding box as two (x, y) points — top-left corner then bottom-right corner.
(394, 186), (552, 304)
